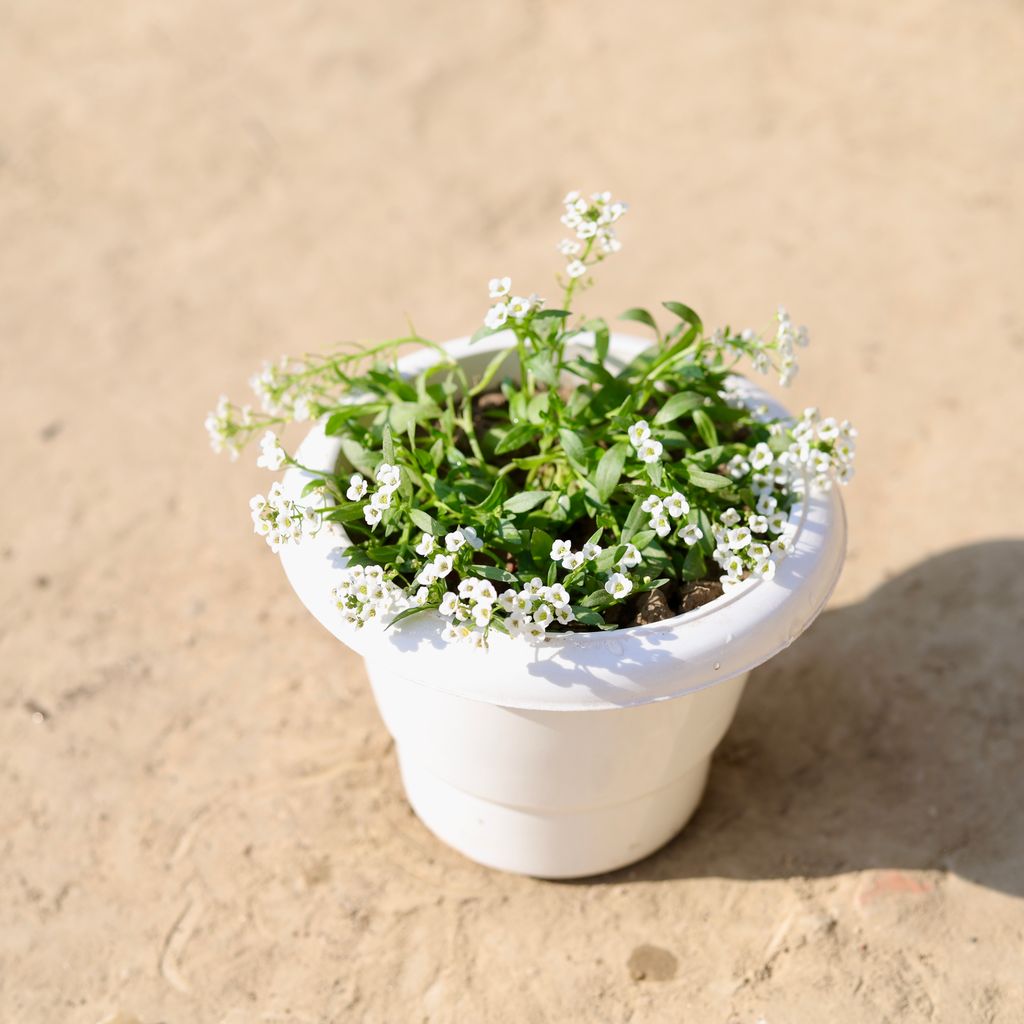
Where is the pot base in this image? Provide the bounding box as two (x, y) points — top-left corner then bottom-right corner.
(397, 749), (711, 879)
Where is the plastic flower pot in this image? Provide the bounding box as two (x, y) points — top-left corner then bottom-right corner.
(279, 334), (847, 878)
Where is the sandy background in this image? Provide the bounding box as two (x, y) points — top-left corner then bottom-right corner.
(2, 1), (1024, 1021)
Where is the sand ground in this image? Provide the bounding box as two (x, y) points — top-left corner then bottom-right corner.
(2, 1), (1023, 1021)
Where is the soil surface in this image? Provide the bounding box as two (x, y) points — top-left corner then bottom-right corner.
(3, 2), (1024, 1022)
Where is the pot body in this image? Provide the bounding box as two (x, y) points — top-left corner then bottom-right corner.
(368, 658), (747, 877)
(279, 332), (847, 877)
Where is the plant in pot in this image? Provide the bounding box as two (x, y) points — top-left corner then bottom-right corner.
(206, 191), (855, 878)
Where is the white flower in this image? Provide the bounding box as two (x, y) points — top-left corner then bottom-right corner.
(445, 529), (467, 552)
(767, 511), (788, 534)
(544, 584), (571, 609)
(748, 542), (771, 562)
(505, 610), (529, 636)
(727, 454), (751, 480)
(748, 514), (769, 534)
(346, 473), (369, 501)
(557, 239), (582, 256)
(484, 303), (509, 330)
(641, 494), (663, 515)
(474, 581), (498, 605)
(432, 554), (454, 578)
(363, 506), (383, 527)
(618, 543), (642, 569)
(576, 220), (598, 240)
(727, 526), (752, 550)
(510, 591), (534, 614)
(439, 593), (460, 617)
(507, 295), (532, 320)
(415, 532), (436, 557)
(562, 551), (585, 571)
(369, 489), (392, 512)
(752, 559), (777, 581)
(550, 539), (572, 562)
(555, 605), (575, 625)
(566, 259), (587, 279)
(457, 578), (479, 600)
(523, 621), (548, 644)
(256, 431), (286, 471)
(720, 507), (741, 527)
(473, 605), (493, 627)
(582, 541), (602, 561)
(722, 554), (745, 578)
(488, 276), (511, 299)
(817, 417), (840, 442)
(416, 563), (439, 585)
(756, 493), (778, 516)
(412, 586), (429, 607)
(523, 577), (545, 597)
(771, 535), (792, 557)
(441, 623), (461, 643)
(749, 443), (774, 470)
(651, 514), (672, 538)
(628, 421), (652, 447)
(376, 463), (401, 491)
(497, 590), (518, 613)
(604, 573), (633, 598)
(533, 604), (554, 626)
(664, 492), (689, 518)
(681, 524), (703, 546)
(636, 439), (664, 464)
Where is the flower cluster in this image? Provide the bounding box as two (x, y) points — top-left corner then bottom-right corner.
(497, 578), (575, 644)
(205, 395), (244, 460)
(346, 463), (402, 528)
(256, 430), (286, 471)
(627, 420), (663, 464)
(483, 278), (545, 330)
(640, 491), (701, 542)
(558, 190), (627, 281)
(704, 307), (810, 388)
(331, 564), (410, 627)
(249, 358), (316, 421)
(250, 482), (320, 552)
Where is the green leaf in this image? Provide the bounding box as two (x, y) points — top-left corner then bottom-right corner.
(686, 467), (732, 491)
(559, 428), (588, 472)
(594, 442), (629, 502)
(300, 478), (327, 498)
(571, 607), (612, 629)
(339, 438), (374, 476)
(324, 403), (380, 435)
(472, 564), (518, 584)
(381, 424), (395, 465)
(503, 491), (552, 514)
(619, 307), (660, 336)
(533, 309), (571, 319)
(389, 400), (441, 434)
(470, 325), (499, 343)
(408, 508), (440, 535)
(692, 408), (719, 448)
(622, 497), (646, 542)
(653, 392), (705, 426)
(661, 301), (703, 334)
(469, 348), (515, 397)
(479, 475), (509, 513)
(525, 392), (550, 424)
(384, 605), (434, 631)
(494, 423), (537, 455)
(530, 527), (555, 564)
(682, 545), (706, 581)
(580, 589), (616, 610)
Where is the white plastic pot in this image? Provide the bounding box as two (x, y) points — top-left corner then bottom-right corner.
(279, 333), (846, 878)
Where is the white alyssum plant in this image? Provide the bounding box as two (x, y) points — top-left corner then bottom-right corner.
(208, 191), (856, 647)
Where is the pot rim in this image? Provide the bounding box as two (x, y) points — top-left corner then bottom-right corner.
(278, 333), (847, 710)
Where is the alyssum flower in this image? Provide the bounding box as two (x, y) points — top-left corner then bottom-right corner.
(208, 191), (855, 647)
